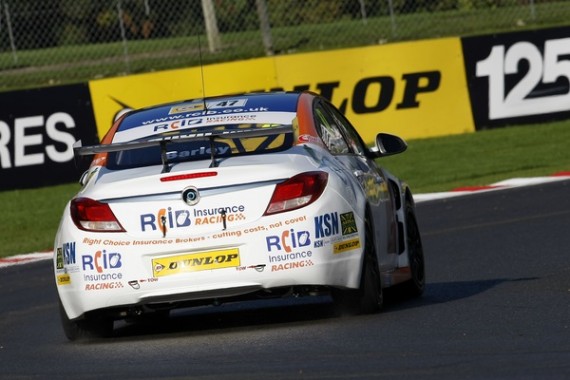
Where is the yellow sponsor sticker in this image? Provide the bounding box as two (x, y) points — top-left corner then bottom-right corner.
(169, 102), (204, 114)
(334, 238), (361, 254)
(56, 274), (71, 286)
(152, 248), (240, 277)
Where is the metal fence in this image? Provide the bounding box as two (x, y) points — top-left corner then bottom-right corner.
(1, 0), (569, 92)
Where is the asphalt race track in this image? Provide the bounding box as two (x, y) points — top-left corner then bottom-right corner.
(1, 179), (569, 379)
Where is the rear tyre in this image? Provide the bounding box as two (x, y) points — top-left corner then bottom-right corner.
(59, 300), (113, 341)
(398, 202), (425, 298)
(332, 218), (383, 315)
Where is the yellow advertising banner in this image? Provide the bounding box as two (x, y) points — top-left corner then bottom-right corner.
(89, 37), (474, 143)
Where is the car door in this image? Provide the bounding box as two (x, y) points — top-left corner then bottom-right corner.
(313, 99), (399, 270)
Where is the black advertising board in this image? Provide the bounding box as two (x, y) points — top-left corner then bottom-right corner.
(462, 26), (570, 130)
(0, 84), (99, 191)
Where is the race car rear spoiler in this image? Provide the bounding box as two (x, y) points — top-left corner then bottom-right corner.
(73, 125), (294, 172)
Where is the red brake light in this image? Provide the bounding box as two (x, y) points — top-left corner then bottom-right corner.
(160, 171), (218, 182)
(264, 172), (328, 215)
(70, 198), (125, 232)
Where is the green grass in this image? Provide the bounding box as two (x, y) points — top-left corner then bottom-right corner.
(1, 182), (80, 258)
(379, 120), (570, 193)
(1, 119), (569, 258)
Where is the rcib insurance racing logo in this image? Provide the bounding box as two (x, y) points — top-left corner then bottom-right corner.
(139, 205), (246, 235)
(82, 250), (124, 291)
(265, 227), (314, 272)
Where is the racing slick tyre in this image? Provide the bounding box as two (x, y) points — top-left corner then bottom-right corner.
(59, 300), (113, 341)
(332, 217), (383, 315)
(397, 202), (425, 298)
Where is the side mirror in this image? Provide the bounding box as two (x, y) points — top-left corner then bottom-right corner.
(369, 133), (407, 158)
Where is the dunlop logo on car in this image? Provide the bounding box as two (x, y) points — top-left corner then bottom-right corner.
(152, 248), (240, 277)
(57, 274), (71, 286)
(333, 238), (361, 254)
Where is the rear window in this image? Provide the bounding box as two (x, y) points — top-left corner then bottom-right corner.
(106, 124), (294, 170)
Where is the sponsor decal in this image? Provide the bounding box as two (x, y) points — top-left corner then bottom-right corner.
(140, 205), (246, 233)
(340, 212), (358, 235)
(314, 212), (339, 239)
(313, 211), (358, 249)
(133, 238), (174, 245)
(266, 228), (311, 253)
(205, 114), (257, 124)
(169, 99), (248, 115)
(152, 248), (240, 277)
(174, 236), (206, 243)
(136, 107), (268, 131)
(62, 242), (76, 265)
(333, 238), (361, 254)
(81, 250), (124, 282)
(140, 207), (192, 233)
(165, 145), (230, 160)
(193, 205), (246, 226)
(55, 248), (64, 270)
(56, 274), (71, 286)
(151, 117), (203, 132)
(271, 259), (314, 272)
(169, 103), (204, 114)
(55, 243), (81, 274)
(82, 250), (123, 273)
(85, 282), (124, 291)
(268, 250), (312, 264)
(82, 237), (132, 246)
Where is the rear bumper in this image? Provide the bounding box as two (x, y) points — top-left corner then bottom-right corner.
(55, 205), (366, 320)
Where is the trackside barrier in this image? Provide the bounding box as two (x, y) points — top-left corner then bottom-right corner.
(0, 26), (569, 191)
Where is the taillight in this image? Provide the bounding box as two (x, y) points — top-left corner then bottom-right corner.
(264, 172), (328, 215)
(70, 198), (125, 232)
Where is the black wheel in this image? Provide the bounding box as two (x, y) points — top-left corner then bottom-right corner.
(332, 217), (383, 315)
(399, 202), (425, 298)
(59, 300), (114, 341)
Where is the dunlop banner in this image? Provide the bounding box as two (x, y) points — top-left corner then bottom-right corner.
(89, 38), (475, 143)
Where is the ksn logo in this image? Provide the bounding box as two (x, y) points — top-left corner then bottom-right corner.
(476, 37), (570, 119)
(0, 112), (76, 169)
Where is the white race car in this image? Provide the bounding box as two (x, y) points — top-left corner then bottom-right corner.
(54, 91), (425, 340)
